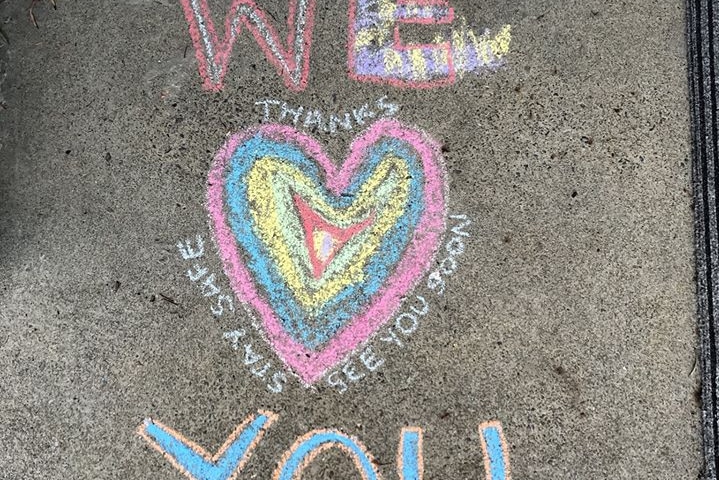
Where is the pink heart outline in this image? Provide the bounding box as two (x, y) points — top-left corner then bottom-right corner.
(207, 119), (447, 384)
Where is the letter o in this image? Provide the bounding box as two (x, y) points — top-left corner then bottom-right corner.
(273, 430), (381, 480)
(395, 313), (419, 335)
(446, 236), (465, 256)
(440, 256), (457, 275)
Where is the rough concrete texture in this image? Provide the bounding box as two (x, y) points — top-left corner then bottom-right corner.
(0, 0), (701, 478)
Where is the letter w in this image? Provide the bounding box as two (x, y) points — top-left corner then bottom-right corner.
(178, 0), (317, 92)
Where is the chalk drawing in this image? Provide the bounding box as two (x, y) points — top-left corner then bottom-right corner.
(398, 427), (423, 480)
(137, 411), (277, 480)
(177, 236), (288, 392)
(207, 118), (447, 385)
(177, 235), (236, 317)
(326, 345), (384, 393)
(177, 236), (293, 392)
(442, 18), (512, 80)
(255, 96), (401, 135)
(139, 413), (511, 480)
(178, 0), (317, 91)
(325, 215), (470, 393)
(177, 0), (509, 91)
(178, 235), (205, 260)
(397, 423), (511, 480)
(273, 430), (382, 480)
(179, 214), (469, 393)
(479, 422), (512, 480)
(223, 330), (289, 392)
(426, 214), (470, 295)
(348, 0), (511, 87)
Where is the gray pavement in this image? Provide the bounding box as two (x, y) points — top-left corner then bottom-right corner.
(0, 0), (701, 478)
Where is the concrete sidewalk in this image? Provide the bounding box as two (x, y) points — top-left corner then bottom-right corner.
(0, 0), (700, 478)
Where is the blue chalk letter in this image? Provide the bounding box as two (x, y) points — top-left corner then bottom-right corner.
(398, 427), (423, 480)
(274, 429), (381, 480)
(479, 422), (511, 480)
(138, 411), (276, 480)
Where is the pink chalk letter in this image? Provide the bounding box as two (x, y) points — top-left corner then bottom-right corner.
(179, 0), (317, 91)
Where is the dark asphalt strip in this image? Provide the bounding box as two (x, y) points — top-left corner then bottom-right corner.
(688, 0), (719, 478)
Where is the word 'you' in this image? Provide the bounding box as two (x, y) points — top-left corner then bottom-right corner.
(138, 410), (512, 480)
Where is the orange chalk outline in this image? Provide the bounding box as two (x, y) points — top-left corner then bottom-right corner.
(272, 428), (383, 480)
(397, 427), (424, 480)
(478, 421), (512, 480)
(137, 410), (278, 480)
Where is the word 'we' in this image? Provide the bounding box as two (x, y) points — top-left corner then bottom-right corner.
(138, 410), (512, 480)
(178, 0), (511, 92)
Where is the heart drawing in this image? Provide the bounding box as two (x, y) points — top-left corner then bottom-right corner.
(207, 119), (447, 384)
